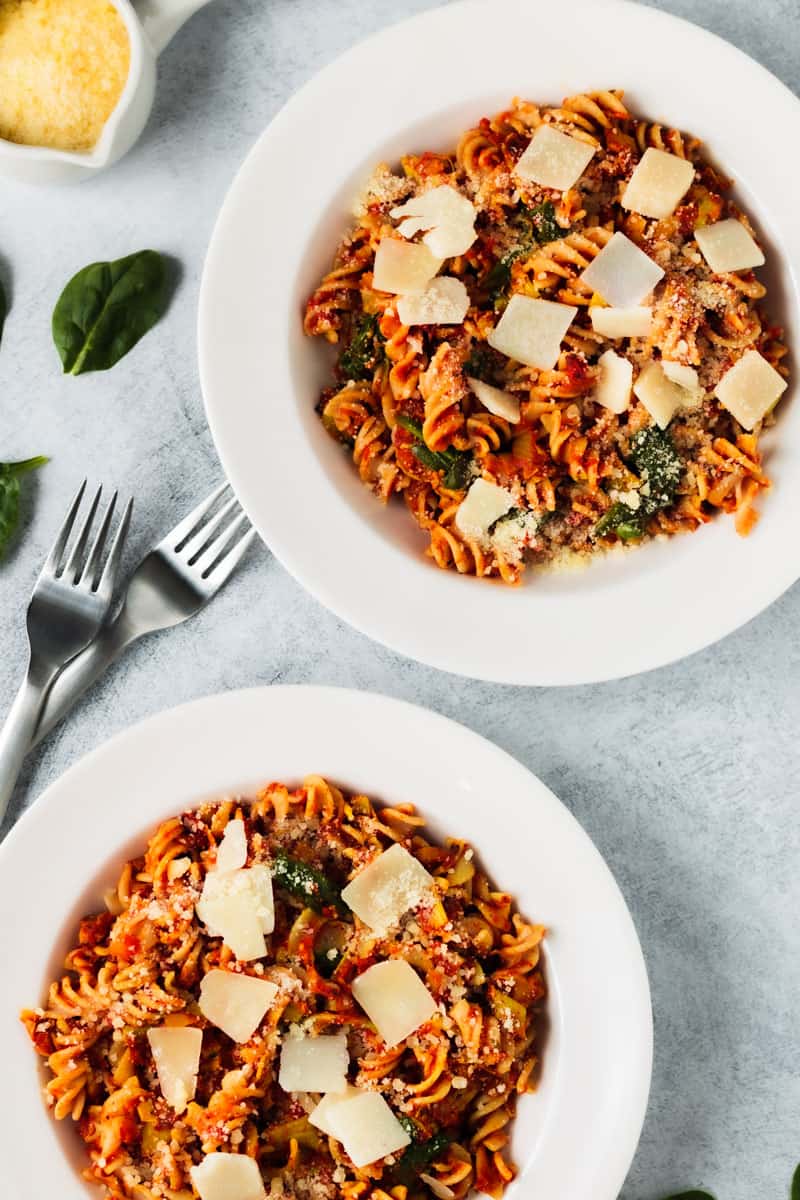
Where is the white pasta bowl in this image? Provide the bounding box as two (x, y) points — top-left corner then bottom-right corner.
(0, 686), (652, 1200)
(199, 0), (800, 685)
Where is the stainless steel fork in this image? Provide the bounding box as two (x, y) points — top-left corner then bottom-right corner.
(32, 482), (257, 747)
(0, 483), (132, 822)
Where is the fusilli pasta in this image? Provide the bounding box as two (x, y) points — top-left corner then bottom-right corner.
(23, 778), (545, 1200)
(305, 91), (789, 584)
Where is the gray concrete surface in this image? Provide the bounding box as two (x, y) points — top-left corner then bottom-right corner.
(1, 1), (798, 1197)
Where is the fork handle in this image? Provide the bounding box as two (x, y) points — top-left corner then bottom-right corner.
(31, 615), (137, 749)
(0, 662), (54, 827)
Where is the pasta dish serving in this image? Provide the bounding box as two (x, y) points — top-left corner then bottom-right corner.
(304, 90), (789, 583)
(22, 777), (545, 1200)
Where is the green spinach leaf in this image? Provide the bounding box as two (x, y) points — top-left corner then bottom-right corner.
(396, 1115), (419, 1141)
(0, 456), (48, 562)
(792, 1164), (800, 1200)
(595, 501), (646, 541)
(395, 413), (472, 490)
(485, 254), (516, 305)
(524, 199), (565, 245)
(313, 945), (343, 977)
(52, 250), (169, 375)
(486, 202), (568, 305)
(340, 312), (382, 381)
(271, 852), (343, 914)
(392, 1120), (450, 1185)
(596, 427), (683, 541)
(657, 1193), (716, 1199)
(464, 343), (497, 384)
(629, 425), (683, 510)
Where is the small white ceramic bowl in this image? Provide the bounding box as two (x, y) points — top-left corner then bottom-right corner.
(0, 0), (215, 184)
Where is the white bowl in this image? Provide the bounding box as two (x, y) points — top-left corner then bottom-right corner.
(200, 0), (800, 686)
(0, 0), (214, 184)
(0, 686), (652, 1200)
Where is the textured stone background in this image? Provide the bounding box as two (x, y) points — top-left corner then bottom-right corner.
(1, 1), (798, 1197)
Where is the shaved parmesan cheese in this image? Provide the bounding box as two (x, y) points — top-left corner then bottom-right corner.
(199, 969), (278, 1044)
(309, 1086), (362, 1138)
(590, 306), (653, 339)
(487, 294), (577, 369)
(196, 866), (275, 961)
(216, 819), (247, 874)
(167, 857), (191, 882)
(190, 1153), (266, 1200)
(352, 959), (437, 1048)
(595, 350), (633, 414)
(515, 124), (595, 191)
(455, 478), (516, 545)
(278, 1033), (349, 1094)
(325, 1090), (411, 1168)
(662, 362), (701, 395)
(580, 233), (664, 307)
(466, 376), (521, 423)
(633, 361), (700, 428)
(715, 350), (788, 430)
(341, 843), (435, 935)
(396, 276), (469, 326)
(147, 1027), (202, 1113)
(421, 1174), (456, 1200)
(372, 238), (441, 295)
(391, 185), (477, 258)
(695, 218), (765, 274)
(621, 147), (695, 219)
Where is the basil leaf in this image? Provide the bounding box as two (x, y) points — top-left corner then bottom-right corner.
(0, 457), (48, 562)
(52, 250), (170, 375)
(0, 276), (7, 345)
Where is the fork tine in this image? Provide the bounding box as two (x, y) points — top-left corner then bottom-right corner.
(193, 511), (250, 577)
(203, 525), (257, 584)
(63, 485), (102, 581)
(96, 497), (133, 596)
(168, 482), (231, 551)
(43, 479), (87, 576)
(183, 496), (240, 564)
(82, 491), (117, 589)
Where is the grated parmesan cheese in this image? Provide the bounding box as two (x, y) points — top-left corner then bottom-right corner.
(490, 510), (539, 565)
(0, 0), (130, 153)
